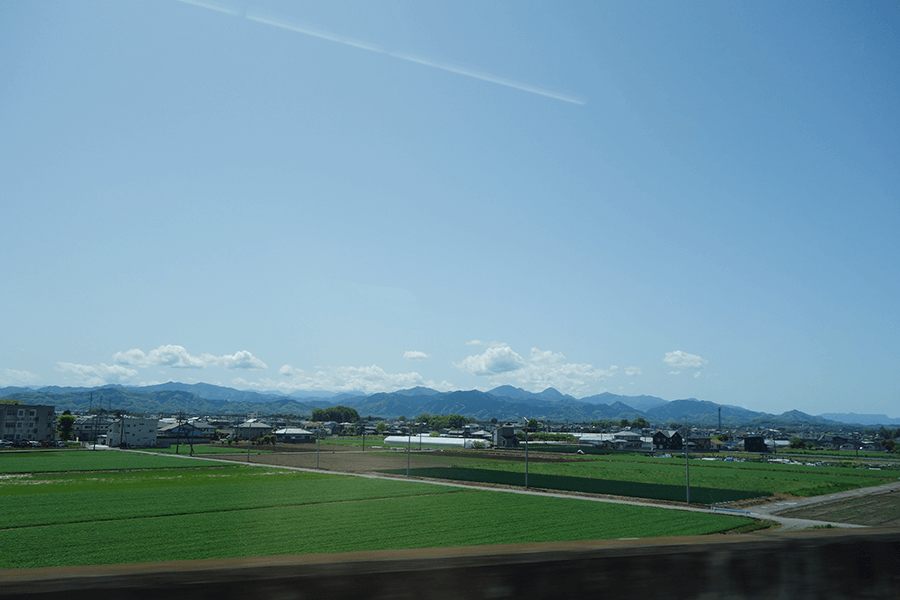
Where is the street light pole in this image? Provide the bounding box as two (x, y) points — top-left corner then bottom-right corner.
(407, 427), (411, 477)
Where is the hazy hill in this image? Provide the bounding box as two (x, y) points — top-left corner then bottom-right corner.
(0, 382), (880, 429)
(125, 382), (285, 403)
(819, 412), (900, 426)
(395, 386), (441, 397)
(579, 392), (668, 412)
(0, 388), (322, 418)
(646, 399), (765, 426)
(748, 411), (838, 428)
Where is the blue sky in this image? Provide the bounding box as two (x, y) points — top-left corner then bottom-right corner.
(2, 0), (898, 416)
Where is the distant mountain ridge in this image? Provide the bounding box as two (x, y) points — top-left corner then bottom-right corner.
(1, 383), (896, 427)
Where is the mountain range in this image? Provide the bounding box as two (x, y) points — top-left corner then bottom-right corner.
(2, 383), (898, 428)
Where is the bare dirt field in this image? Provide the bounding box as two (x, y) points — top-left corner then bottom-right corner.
(212, 446), (465, 473)
(207, 445), (578, 473)
(776, 489), (900, 527)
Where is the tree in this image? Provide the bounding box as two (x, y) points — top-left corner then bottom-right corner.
(311, 406), (360, 423)
(526, 418), (539, 431)
(631, 417), (649, 429)
(490, 417), (498, 425)
(56, 412), (76, 441)
(376, 421), (387, 434)
(881, 439), (896, 452)
(620, 419), (630, 428)
(789, 437), (805, 449)
(398, 415), (406, 422)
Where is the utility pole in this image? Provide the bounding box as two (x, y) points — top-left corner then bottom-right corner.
(524, 418), (529, 489)
(683, 425), (691, 504)
(407, 427), (411, 477)
(88, 392), (94, 449)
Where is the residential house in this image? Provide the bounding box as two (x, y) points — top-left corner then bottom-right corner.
(652, 430), (683, 451)
(72, 414), (114, 442)
(493, 425), (518, 448)
(158, 421), (203, 440)
(274, 428), (314, 443)
(234, 419), (272, 440)
(743, 435), (767, 453)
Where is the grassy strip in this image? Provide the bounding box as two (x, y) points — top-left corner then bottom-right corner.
(153, 445), (270, 455)
(0, 450), (212, 473)
(0, 490), (754, 569)
(381, 467), (768, 504)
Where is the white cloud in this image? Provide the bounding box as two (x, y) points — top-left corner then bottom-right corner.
(251, 364), (454, 395)
(454, 344), (625, 396)
(663, 350), (708, 373)
(0, 368), (41, 386)
(113, 345), (203, 368)
(465, 340), (508, 348)
(454, 345), (526, 376)
(113, 345), (266, 370)
(403, 350), (430, 361)
(213, 350), (267, 370)
(57, 362), (139, 386)
(624, 366), (642, 377)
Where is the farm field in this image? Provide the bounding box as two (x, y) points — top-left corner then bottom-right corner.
(0, 450), (755, 569)
(421, 452), (898, 499)
(210, 446), (898, 501)
(777, 490), (900, 527)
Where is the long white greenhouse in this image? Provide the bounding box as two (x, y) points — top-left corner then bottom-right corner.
(382, 434), (479, 448)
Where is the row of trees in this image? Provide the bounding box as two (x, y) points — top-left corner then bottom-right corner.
(415, 413), (470, 430)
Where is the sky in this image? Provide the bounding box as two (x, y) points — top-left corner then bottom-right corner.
(2, 0), (898, 416)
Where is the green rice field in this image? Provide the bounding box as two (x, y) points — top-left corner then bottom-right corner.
(0, 450), (754, 569)
(419, 452), (898, 498)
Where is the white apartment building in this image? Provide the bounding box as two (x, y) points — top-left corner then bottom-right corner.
(106, 416), (159, 448)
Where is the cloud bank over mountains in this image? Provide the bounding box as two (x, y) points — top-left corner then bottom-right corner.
(113, 345), (267, 370)
(20, 342), (706, 398)
(454, 344), (642, 397)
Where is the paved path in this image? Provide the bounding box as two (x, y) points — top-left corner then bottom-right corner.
(126, 448), (899, 531)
